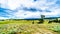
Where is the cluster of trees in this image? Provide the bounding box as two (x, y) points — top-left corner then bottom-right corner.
(32, 15), (60, 24)
(48, 18), (60, 23)
(32, 15), (45, 24)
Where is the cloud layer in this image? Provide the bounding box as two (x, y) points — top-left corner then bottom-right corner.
(0, 0), (60, 19)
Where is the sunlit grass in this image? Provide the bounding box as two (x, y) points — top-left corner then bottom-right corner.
(0, 20), (60, 34)
(0, 24), (58, 34)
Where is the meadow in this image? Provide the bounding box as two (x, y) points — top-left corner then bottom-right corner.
(0, 19), (60, 34)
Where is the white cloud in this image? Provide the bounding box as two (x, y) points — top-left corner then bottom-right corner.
(0, 0), (60, 19)
(13, 10), (40, 19)
(0, 17), (8, 19)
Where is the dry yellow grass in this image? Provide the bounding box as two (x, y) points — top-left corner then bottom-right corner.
(0, 24), (58, 34)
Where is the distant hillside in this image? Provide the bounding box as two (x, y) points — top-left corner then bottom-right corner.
(0, 17), (60, 20)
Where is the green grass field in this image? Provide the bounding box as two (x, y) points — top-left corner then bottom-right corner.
(0, 19), (60, 34)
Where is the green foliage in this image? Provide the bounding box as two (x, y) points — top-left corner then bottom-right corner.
(47, 24), (60, 34)
(48, 25), (60, 31)
(0, 19), (60, 34)
(0, 24), (58, 34)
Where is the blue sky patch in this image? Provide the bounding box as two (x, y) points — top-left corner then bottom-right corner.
(0, 0), (60, 19)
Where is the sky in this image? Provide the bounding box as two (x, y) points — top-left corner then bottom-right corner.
(0, 0), (60, 19)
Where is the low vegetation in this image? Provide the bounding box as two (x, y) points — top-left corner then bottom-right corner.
(0, 19), (60, 34)
(0, 24), (59, 34)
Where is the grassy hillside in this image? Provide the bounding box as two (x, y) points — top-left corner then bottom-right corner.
(0, 19), (60, 34)
(0, 24), (59, 34)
